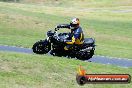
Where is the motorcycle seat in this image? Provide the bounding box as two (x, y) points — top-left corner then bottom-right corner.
(84, 38), (95, 44)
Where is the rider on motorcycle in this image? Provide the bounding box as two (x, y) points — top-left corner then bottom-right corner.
(56, 18), (84, 50)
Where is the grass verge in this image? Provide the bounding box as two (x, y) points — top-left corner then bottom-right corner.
(0, 51), (132, 88)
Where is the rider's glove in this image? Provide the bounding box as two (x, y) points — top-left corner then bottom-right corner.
(56, 25), (62, 28)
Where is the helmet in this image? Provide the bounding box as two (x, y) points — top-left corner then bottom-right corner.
(70, 18), (80, 29)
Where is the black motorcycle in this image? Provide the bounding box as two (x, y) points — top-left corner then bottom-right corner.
(32, 27), (95, 60)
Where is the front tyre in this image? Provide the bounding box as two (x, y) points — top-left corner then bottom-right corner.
(32, 40), (51, 54)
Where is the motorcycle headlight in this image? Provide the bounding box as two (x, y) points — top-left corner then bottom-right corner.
(47, 30), (52, 37)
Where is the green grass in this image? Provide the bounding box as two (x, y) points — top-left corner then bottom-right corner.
(0, 1), (132, 59)
(0, 51), (132, 88)
(0, 1), (132, 88)
(20, 0), (132, 7)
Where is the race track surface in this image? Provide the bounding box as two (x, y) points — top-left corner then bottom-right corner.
(0, 45), (132, 67)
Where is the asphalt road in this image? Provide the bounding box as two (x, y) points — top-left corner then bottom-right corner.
(0, 45), (132, 67)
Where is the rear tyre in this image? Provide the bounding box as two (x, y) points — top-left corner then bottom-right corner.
(32, 40), (51, 54)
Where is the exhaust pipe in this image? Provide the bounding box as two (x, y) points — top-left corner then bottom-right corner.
(80, 47), (94, 52)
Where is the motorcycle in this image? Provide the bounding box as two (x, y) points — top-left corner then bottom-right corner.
(32, 27), (95, 60)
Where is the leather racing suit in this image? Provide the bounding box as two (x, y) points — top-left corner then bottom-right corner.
(57, 24), (84, 50)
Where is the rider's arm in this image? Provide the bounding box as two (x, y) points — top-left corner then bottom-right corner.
(57, 24), (70, 29)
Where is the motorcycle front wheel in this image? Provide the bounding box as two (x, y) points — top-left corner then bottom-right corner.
(32, 40), (51, 54)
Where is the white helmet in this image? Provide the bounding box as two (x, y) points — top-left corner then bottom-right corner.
(70, 18), (80, 29)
